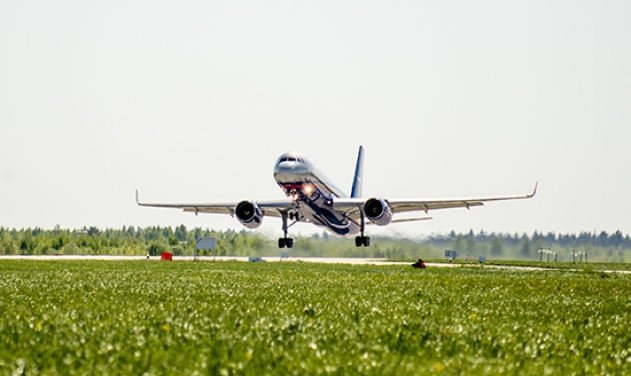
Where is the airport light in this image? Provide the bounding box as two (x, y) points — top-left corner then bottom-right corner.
(538, 248), (553, 262)
(576, 251), (587, 263)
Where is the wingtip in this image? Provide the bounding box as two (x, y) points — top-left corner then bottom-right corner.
(530, 182), (538, 197)
(135, 189), (139, 205)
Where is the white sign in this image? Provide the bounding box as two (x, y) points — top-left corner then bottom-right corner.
(444, 250), (459, 259)
(195, 238), (216, 250)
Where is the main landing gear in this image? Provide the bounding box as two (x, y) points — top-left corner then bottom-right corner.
(279, 238), (294, 248)
(355, 211), (370, 247)
(355, 236), (370, 247)
(278, 211), (295, 248)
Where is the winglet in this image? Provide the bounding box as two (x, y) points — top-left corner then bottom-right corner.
(135, 189), (140, 205)
(528, 182), (538, 198)
(350, 146), (365, 198)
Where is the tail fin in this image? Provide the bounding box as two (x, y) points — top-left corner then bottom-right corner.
(350, 146), (365, 198)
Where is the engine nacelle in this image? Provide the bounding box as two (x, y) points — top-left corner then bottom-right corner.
(364, 198), (393, 226)
(234, 201), (263, 229)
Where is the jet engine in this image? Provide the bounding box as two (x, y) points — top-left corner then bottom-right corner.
(364, 198), (393, 226)
(234, 201), (263, 229)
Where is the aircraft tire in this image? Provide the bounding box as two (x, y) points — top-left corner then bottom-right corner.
(355, 236), (371, 247)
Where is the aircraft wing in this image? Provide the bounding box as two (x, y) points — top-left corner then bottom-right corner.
(333, 183), (538, 218)
(135, 190), (295, 218)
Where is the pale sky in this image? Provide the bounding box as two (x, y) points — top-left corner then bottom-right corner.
(1, 1), (630, 238)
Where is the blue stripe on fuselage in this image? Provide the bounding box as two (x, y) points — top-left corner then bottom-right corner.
(274, 158), (359, 237)
(294, 185), (360, 237)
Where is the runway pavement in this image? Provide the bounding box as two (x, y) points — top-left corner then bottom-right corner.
(0, 255), (411, 265)
(1, 255), (629, 274)
(0, 254), (455, 267)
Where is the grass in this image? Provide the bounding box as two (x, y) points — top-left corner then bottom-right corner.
(1, 260), (631, 375)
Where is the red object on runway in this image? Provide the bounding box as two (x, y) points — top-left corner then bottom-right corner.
(161, 252), (173, 261)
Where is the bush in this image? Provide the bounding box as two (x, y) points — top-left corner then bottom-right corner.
(148, 241), (168, 256)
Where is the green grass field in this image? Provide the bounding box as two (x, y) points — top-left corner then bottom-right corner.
(1, 260), (630, 375)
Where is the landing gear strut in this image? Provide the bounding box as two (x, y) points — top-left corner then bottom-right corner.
(279, 211), (294, 248)
(355, 210), (370, 247)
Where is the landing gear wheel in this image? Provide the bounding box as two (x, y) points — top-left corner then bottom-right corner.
(355, 236), (371, 247)
(279, 238), (294, 248)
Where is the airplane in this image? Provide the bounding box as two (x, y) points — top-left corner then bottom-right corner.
(136, 146), (537, 248)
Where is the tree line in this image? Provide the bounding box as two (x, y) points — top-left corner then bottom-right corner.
(0, 226), (629, 262)
(422, 230), (631, 262)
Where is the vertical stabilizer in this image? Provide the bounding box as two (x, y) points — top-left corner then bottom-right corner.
(350, 146), (365, 198)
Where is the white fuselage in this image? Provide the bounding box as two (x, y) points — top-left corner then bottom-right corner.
(273, 152), (360, 237)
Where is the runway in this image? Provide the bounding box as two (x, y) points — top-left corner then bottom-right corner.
(0, 255), (411, 265)
(1, 255), (629, 274)
(0, 254), (455, 267)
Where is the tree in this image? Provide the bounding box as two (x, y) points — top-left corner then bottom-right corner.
(168, 236), (179, 247)
(453, 234), (464, 252)
(86, 226), (100, 236)
(490, 236), (503, 257)
(519, 235), (532, 258)
(611, 230), (624, 248)
(148, 241), (167, 256)
(466, 231), (476, 255)
(175, 225), (188, 242)
(51, 234), (67, 251)
(194, 227), (203, 240)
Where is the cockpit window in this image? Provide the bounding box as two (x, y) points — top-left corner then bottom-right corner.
(278, 157), (303, 163)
